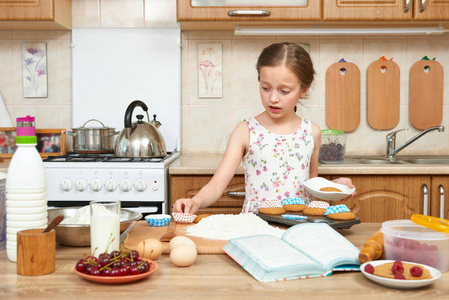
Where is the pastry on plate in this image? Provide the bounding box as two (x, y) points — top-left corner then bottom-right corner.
(282, 197), (307, 212)
(258, 199), (286, 215)
(324, 204), (356, 220)
(303, 200), (329, 216)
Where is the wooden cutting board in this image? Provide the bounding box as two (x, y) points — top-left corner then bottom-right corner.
(367, 60), (400, 130)
(409, 60), (444, 130)
(326, 62), (360, 132)
(126, 221), (228, 254)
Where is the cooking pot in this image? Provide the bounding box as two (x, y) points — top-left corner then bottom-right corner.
(66, 119), (119, 153)
(114, 100), (167, 158)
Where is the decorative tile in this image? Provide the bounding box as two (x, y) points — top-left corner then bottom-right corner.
(198, 43), (223, 98)
(22, 42), (48, 98)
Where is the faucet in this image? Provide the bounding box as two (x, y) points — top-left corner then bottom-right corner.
(386, 126), (445, 159)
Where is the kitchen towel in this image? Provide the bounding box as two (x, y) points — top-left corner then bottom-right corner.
(0, 92), (13, 127)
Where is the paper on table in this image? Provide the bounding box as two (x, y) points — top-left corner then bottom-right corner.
(0, 92), (13, 127)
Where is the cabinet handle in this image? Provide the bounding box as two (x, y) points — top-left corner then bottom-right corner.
(228, 10), (271, 16)
(227, 191), (245, 197)
(420, 0), (427, 12)
(404, 0), (411, 13)
(439, 184), (445, 219)
(422, 183), (428, 216)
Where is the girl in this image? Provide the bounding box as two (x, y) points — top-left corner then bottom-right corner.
(173, 42), (354, 214)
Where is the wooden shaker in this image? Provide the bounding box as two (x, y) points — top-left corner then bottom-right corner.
(17, 228), (55, 276)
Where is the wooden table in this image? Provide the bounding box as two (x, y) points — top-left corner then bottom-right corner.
(0, 223), (448, 299)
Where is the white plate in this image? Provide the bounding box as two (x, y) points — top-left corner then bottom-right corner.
(360, 260), (441, 289)
(303, 177), (355, 201)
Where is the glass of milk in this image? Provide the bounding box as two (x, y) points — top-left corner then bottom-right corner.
(90, 200), (120, 257)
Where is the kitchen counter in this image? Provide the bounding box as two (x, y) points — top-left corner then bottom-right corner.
(0, 222), (448, 300)
(169, 153), (449, 175)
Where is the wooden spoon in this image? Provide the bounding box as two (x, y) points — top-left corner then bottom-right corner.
(160, 219), (176, 242)
(43, 215), (64, 233)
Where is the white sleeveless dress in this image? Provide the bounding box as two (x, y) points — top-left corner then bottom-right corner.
(241, 117), (315, 213)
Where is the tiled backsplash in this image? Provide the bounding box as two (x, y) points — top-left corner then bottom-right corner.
(0, 0), (448, 155)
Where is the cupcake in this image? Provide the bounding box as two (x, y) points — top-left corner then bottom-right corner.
(324, 204), (356, 220)
(258, 199), (286, 215)
(282, 197), (307, 212)
(303, 200), (330, 216)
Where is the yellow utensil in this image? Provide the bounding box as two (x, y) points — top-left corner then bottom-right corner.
(411, 214), (449, 233)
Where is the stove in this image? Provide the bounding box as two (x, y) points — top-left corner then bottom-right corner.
(43, 152), (180, 216)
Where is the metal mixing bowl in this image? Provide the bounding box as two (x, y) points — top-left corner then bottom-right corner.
(48, 207), (142, 247)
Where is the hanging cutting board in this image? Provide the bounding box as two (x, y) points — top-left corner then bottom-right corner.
(367, 60), (400, 130)
(409, 60), (444, 130)
(326, 62), (360, 132)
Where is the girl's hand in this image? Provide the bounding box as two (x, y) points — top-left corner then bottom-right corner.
(331, 177), (356, 201)
(172, 198), (200, 214)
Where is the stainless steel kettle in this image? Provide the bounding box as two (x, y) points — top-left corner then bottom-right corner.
(114, 100), (167, 157)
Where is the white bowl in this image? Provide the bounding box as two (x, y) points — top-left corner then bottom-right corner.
(7, 211), (47, 221)
(6, 200), (47, 207)
(303, 177), (355, 201)
(6, 192), (46, 200)
(7, 206), (47, 214)
(6, 219), (47, 228)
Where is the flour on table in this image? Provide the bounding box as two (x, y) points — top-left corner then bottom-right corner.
(186, 213), (285, 240)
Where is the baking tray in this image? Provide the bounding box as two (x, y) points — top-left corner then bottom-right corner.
(257, 212), (361, 229)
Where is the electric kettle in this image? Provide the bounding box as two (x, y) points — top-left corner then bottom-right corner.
(114, 100), (167, 157)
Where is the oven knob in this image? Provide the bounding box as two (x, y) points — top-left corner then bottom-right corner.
(90, 179), (102, 191)
(60, 179), (72, 191)
(135, 179), (147, 192)
(75, 179), (88, 191)
(105, 179), (117, 192)
(152, 185), (158, 191)
(120, 179), (132, 191)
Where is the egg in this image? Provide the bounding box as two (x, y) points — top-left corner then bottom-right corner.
(135, 238), (163, 260)
(170, 244), (197, 267)
(169, 236), (197, 251)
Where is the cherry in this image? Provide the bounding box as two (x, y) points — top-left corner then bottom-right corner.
(129, 266), (140, 275)
(90, 266), (101, 276)
(75, 260), (86, 273)
(119, 266), (129, 276)
(101, 268), (112, 276)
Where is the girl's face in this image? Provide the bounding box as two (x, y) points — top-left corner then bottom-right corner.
(259, 65), (308, 119)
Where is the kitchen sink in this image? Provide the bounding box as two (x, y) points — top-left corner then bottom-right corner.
(320, 155), (449, 166)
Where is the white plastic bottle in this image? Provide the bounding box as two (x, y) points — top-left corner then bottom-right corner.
(6, 116), (47, 262)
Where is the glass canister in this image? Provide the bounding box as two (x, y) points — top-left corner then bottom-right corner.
(319, 129), (346, 163)
(90, 200), (121, 257)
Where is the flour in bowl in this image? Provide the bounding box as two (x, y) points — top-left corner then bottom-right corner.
(185, 213), (285, 240)
(60, 205), (117, 225)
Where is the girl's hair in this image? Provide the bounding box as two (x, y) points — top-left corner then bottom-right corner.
(256, 42), (315, 90)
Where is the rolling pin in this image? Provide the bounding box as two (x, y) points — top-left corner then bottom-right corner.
(358, 230), (384, 263)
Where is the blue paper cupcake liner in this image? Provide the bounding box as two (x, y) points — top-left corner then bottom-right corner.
(324, 204), (350, 216)
(145, 214), (172, 227)
(282, 214), (308, 220)
(282, 197), (306, 206)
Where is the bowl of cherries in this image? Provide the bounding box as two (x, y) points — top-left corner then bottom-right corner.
(74, 247), (158, 284)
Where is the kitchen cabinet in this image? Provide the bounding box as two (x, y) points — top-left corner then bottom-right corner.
(0, 0), (71, 30)
(170, 175), (245, 214)
(323, 0), (449, 22)
(329, 174), (449, 222)
(177, 0), (321, 30)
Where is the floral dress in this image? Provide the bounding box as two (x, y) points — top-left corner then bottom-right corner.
(241, 117), (314, 213)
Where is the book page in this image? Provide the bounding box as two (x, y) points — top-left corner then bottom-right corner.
(229, 235), (321, 270)
(282, 223), (360, 270)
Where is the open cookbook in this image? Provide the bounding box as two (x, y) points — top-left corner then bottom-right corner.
(222, 223), (361, 282)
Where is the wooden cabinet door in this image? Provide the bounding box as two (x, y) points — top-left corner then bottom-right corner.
(430, 176), (449, 219)
(331, 175), (431, 222)
(322, 0), (412, 21)
(170, 175), (245, 215)
(414, 0), (449, 20)
(177, 0), (321, 22)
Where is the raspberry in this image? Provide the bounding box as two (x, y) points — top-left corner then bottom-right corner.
(392, 260), (404, 274)
(410, 266), (423, 277)
(364, 264), (374, 274)
(394, 273), (406, 280)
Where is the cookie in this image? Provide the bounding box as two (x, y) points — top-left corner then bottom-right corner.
(373, 262), (432, 280)
(193, 214), (211, 223)
(282, 197), (306, 212)
(324, 204), (356, 220)
(319, 186), (343, 192)
(303, 200), (329, 216)
(258, 199), (286, 215)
